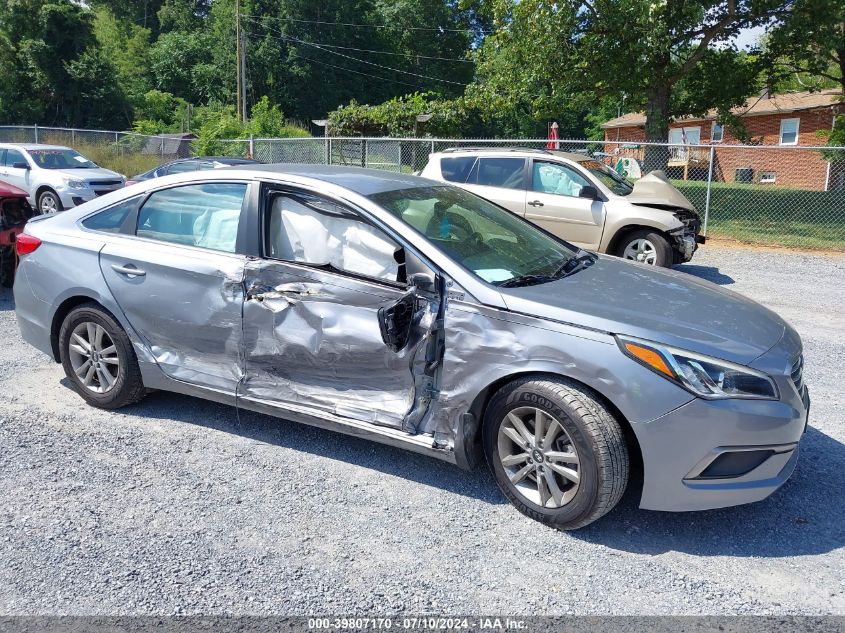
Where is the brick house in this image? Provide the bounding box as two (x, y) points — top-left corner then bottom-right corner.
(601, 89), (844, 190)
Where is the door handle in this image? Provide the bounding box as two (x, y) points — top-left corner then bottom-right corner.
(111, 264), (146, 277)
(528, 200), (544, 207)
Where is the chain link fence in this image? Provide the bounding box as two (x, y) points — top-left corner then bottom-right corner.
(2, 126), (843, 250)
(0, 125), (193, 179)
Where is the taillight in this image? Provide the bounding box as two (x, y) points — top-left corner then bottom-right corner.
(16, 234), (42, 256)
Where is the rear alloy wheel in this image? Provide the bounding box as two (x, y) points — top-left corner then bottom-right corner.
(483, 377), (629, 529)
(38, 190), (62, 214)
(59, 303), (147, 409)
(617, 229), (672, 267)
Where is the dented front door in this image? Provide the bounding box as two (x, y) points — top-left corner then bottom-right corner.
(239, 260), (438, 430)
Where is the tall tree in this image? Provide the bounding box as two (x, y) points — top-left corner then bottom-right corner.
(0, 0), (127, 127)
(474, 0), (785, 167)
(766, 0), (845, 96)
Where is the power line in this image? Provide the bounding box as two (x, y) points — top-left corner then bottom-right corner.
(240, 15), (473, 63)
(241, 21), (469, 86)
(241, 12), (489, 34)
(286, 48), (430, 91)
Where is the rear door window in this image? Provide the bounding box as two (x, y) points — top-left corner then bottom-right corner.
(136, 183), (247, 253)
(468, 158), (527, 189)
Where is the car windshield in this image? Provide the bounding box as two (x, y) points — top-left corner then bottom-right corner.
(28, 149), (97, 169)
(579, 159), (633, 196)
(369, 185), (579, 286)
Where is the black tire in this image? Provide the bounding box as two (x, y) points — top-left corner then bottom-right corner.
(0, 245), (16, 288)
(37, 189), (63, 214)
(615, 229), (673, 267)
(59, 303), (147, 409)
(483, 376), (629, 530)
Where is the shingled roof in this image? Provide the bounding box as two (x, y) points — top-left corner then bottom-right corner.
(602, 89), (843, 129)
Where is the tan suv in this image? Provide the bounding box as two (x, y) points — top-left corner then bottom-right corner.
(420, 148), (704, 266)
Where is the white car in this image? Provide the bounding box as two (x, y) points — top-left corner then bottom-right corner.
(0, 144), (125, 214)
(420, 148), (704, 267)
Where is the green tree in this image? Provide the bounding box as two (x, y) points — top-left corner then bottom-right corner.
(474, 0), (784, 167)
(766, 0), (844, 96)
(0, 0), (128, 126)
(93, 6), (153, 105)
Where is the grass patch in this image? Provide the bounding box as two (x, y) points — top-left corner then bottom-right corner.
(673, 180), (845, 251)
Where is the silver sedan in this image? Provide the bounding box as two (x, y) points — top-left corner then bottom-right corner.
(13, 165), (809, 529)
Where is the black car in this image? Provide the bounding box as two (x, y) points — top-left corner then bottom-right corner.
(126, 157), (261, 185)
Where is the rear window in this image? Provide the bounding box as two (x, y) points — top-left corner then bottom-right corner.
(440, 156), (476, 183)
(81, 197), (140, 233)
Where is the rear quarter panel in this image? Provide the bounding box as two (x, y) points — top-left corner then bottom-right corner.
(14, 218), (157, 366)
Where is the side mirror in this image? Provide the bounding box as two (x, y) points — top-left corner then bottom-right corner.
(12, 162), (29, 170)
(409, 271), (436, 292)
(579, 185), (599, 200)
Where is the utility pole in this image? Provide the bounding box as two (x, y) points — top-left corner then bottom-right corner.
(236, 0), (243, 122)
(240, 26), (248, 121)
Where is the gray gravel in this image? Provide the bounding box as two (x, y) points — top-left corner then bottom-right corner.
(0, 244), (843, 616)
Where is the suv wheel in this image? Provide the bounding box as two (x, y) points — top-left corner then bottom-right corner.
(38, 190), (62, 214)
(59, 303), (147, 409)
(617, 229), (672, 267)
(483, 376), (629, 530)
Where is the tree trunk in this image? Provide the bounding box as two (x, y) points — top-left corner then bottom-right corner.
(642, 83), (671, 173)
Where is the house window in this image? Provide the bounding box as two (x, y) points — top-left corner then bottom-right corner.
(711, 122), (724, 142)
(760, 171), (777, 184)
(779, 118), (800, 145)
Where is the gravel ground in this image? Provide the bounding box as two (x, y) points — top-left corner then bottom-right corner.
(0, 245), (843, 616)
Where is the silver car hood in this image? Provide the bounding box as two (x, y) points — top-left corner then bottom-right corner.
(499, 256), (786, 364)
(50, 167), (123, 181)
(625, 171), (696, 213)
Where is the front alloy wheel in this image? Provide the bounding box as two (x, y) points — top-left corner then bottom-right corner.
(38, 190), (62, 214)
(622, 238), (658, 264)
(483, 377), (629, 529)
(497, 406), (581, 508)
(617, 229), (672, 267)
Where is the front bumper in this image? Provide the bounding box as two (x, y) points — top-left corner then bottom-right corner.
(636, 382), (809, 512)
(58, 186), (122, 208)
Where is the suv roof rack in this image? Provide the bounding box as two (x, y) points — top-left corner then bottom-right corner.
(440, 146), (554, 154)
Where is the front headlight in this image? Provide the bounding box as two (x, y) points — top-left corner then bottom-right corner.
(617, 335), (778, 400)
(63, 178), (86, 189)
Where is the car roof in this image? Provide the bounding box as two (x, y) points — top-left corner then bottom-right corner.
(438, 148), (592, 163)
(0, 143), (72, 151)
(229, 163), (442, 195)
(170, 156), (261, 164)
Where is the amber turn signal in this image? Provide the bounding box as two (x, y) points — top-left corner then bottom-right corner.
(623, 342), (675, 378)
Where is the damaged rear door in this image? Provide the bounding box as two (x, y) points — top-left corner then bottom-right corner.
(99, 181), (250, 392)
(239, 188), (441, 430)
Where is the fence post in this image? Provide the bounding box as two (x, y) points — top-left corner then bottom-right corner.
(703, 144), (715, 236)
(33, 124), (39, 144)
(328, 138), (332, 165)
(249, 134), (255, 159)
(71, 129), (75, 145)
(362, 139), (367, 168)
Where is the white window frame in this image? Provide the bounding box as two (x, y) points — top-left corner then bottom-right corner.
(711, 121), (724, 143)
(760, 171), (777, 184)
(779, 118), (800, 146)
